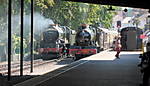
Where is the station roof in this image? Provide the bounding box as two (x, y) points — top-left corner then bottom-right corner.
(64, 0), (150, 9)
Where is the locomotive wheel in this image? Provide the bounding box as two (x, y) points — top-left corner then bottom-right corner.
(41, 54), (59, 60)
(74, 54), (81, 61)
(75, 54), (87, 60)
(97, 47), (100, 53)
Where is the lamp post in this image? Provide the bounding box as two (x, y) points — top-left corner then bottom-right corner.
(147, 15), (150, 30)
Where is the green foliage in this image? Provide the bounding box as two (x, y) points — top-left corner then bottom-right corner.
(21, 0), (118, 29)
(0, 0), (117, 29)
(40, 1), (117, 29)
(0, 0), (119, 55)
(34, 0), (54, 10)
(12, 34), (28, 54)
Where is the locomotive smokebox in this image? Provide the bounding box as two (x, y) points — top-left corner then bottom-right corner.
(42, 24), (64, 43)
(43, 30), (59, 43)
(75, 24), (96, 46)
(76, 30), (91, 46)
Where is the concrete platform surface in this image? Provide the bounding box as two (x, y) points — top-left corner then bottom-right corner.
(15, 50), (143, 86)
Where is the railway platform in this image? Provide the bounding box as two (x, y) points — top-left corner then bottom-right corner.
(14, 50), (144, 86)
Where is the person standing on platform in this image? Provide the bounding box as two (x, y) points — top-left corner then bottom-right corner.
(140, 43), (150, 86)
(140, 54), (150, 86)
(115, 36), (122, 59)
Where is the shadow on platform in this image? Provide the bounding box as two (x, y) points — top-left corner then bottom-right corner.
(0, 75), (39, 86)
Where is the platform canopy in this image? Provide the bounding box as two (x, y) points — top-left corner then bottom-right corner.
(64, 0), (150, 9)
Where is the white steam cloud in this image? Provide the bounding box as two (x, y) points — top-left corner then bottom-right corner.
(12, 12), (54, 34)
(33, 13), (54, 33)
(0, 12), (54, 42)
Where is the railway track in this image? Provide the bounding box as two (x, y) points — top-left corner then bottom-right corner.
(0, 59), (58, 75)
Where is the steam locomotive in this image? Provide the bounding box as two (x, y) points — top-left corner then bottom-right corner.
(37, 24), (117, 60)
(37, 24), (74, 60)
(67, 24), (97, 60)
(67, 24), (117, 60)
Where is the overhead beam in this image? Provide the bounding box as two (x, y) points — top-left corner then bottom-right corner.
(64, 0), (149, 9)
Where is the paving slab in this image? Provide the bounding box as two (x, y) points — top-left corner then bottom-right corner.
(15, 50), (143, 86)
